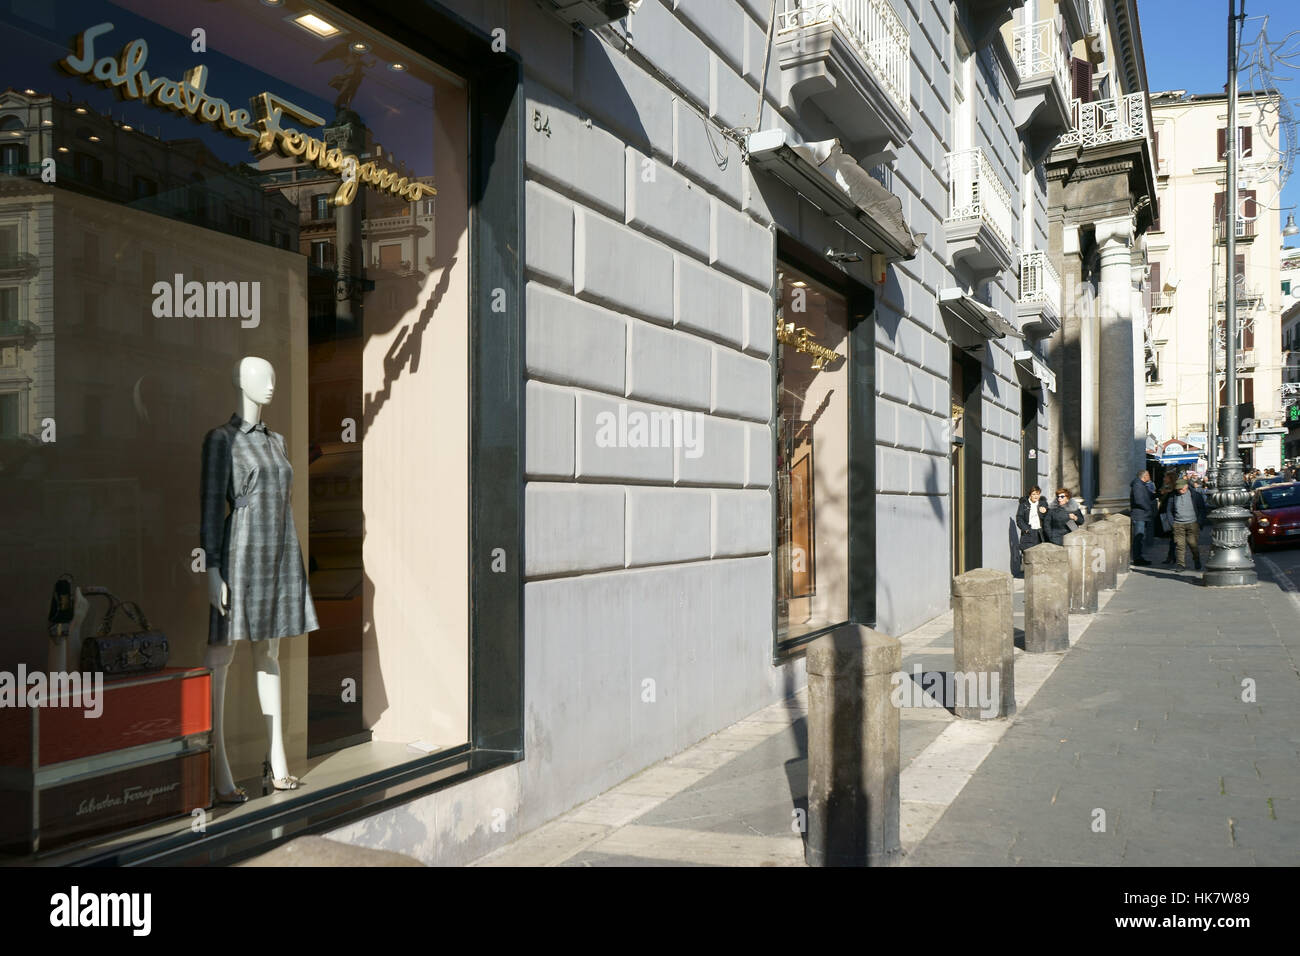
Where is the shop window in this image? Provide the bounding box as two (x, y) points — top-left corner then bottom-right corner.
(776, 266), (850, 644)
(0, 0), (475, 860)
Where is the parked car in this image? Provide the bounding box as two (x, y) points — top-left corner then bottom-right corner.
(1250, 475), (1289, 491)
(1249, 482), (1300, 550)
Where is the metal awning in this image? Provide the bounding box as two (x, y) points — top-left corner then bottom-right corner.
(746, 130), (920, 261)
(939, 288), (1020, 341)
(1013, 350), (1056, 393)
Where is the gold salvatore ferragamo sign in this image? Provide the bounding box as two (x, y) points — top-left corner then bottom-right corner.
(60, 22), (436, 207)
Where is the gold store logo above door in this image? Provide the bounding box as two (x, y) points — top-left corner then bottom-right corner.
(59, 22), (436, 207)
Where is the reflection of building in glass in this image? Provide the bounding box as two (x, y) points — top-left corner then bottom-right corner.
(0, 89), (305, 690)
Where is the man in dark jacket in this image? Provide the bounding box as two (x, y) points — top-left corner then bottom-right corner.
(1129, 470), (1156, 566)
(1167, 478), (1209, 572)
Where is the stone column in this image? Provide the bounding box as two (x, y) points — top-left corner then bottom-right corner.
(1132, 244), (1149, 469)
(1049, 221), (1085, 497)
(1022, 543), (1069, 652)
(1063, 528), (1099, 612)
(952, 569), (1015, 719)
(1094, 216), (1139, 513)
(805, 624), (901, 867)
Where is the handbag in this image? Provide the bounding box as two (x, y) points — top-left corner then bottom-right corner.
(79, 588), (169, 676)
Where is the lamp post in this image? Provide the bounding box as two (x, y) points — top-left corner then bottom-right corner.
(1204, 0), (1258, 586)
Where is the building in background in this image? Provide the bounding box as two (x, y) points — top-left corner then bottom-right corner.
(1147, 90), (1285, 470)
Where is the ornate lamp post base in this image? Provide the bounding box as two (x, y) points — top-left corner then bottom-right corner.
(1203, 458), (1257, 587)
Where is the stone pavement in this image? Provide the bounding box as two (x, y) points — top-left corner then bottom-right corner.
(907, 555), (1300, 866)
(472, 573), (1131, 867)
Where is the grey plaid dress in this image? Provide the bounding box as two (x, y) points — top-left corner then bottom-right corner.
(201, 414), (318, 644)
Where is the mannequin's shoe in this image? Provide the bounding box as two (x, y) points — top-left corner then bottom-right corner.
(263, 757), (302, 793)
(216, 786), (249, 805)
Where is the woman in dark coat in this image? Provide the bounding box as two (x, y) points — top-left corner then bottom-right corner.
(1015, 486), (1048, 552)
(1043, 487), (1085, 545)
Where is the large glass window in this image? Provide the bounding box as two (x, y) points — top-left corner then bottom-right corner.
(776, 265), (850, 643)
(0, 0), (470, 859)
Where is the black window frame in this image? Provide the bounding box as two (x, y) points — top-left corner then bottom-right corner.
(771, 233), (876, 663)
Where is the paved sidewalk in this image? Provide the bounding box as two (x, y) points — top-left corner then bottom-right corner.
(473, 576), (1125, 867)
(907, 558), (1300, 866)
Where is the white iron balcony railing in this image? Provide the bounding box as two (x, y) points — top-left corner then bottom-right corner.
(945, 147), (1015, 254)
(1012, 19), (1069, 97)
(777, 0), (910, 116)
(1019, 250), (1062, 315)
(1059, 92), (1149, 148)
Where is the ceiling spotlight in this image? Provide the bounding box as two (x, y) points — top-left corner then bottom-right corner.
(57, 146), (68, 152)
(23, 88), (36, 95)
(74, 107), (87, 114)
(121, 124), (133, 131)
(259, 0), (284, 6)
(1285, 213), (1299, 237)
(389, 62), (407, 72)
(88, 135), (100, 142)
(292, 13), (340, 37)
(41, 119), (52, 125)
(351, 42), (369, 53)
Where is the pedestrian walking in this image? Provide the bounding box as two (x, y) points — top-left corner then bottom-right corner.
(1166, 478), (1208, 573)
(1129, 469), (1156, 565)
(1015, 486), (1048, 555)
(1044, 487), (1085, 546)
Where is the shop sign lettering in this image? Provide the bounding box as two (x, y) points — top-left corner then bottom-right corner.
(60, 22), (436, 207)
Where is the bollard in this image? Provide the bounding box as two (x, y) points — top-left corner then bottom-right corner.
(1022, 543), (1070, 653)
(805, 624), (901, 867)
(1063, 528), (1099, 613)
(951, 569), (1015, 719)
(1091, 519), (1119, 591)
(1107, 514), (1132, 569)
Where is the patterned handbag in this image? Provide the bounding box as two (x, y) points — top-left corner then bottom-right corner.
(78, 588), (170, 676)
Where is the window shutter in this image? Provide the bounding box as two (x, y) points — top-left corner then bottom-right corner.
(1214, 191), (1225, 227)
(1244, 324), (1254, 349)
(1241, 126), (1253, 158)
(1150, 261), (1161, 292)
(1071, 58), (1093, 103)
(1148, 261), (1161, 311)
(1235, 253), (1245, 281)
(1244, 189), (1257, 219)
(1153, 129), (1161, 165)
(1244, 378), (1254, 404)
(1217, 127), (1227, 161)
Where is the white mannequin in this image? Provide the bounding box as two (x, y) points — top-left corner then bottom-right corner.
(205, 356), (298, 802)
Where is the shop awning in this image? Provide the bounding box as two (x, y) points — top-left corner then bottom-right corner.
(746, 130), (920, 261)
(1154, 451), (1202, 465)
(1013, 350), (1056, 392)
(939, 288), (1020, 341)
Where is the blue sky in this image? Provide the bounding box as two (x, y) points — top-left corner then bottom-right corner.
(1142, 0), (1300, 247)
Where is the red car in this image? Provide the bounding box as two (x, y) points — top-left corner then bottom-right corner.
(1249, 482), (1300, 550)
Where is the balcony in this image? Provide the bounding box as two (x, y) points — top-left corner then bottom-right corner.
(944, 147), (1015, 281)
(1012, 19), (1072, 152)
(1216, 348), (1256, 370)
(0, 251), (39, 281)
(1059, 93), (1149, 149)
(1150, 290), (1174, 311)
(1017, 250), (1062, 335)
(1214, 217), (1256, 244)
(774, 0), (911, 160)
(0, 318), (39, 347)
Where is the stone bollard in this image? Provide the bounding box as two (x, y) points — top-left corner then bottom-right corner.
(805, 623), (901, 867)
(1063, 528), (1099, 613)
(1091, 519), (1119, 591)
(1107, 514), (1132, 569)
(1022, 543), (1070, 652)
(951, 569), (1015, 719)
